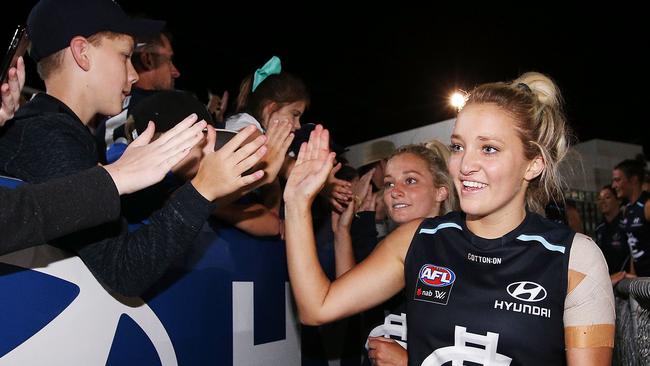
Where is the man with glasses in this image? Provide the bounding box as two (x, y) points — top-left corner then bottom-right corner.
(131, 31), (180, 91)
(96, 30), (183, 163)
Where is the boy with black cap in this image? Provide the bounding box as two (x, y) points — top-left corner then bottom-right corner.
(0, 0), (268, 296)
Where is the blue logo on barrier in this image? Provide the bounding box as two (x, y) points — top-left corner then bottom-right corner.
(0, 178), (296, 365)
(0, 263), (79, 357)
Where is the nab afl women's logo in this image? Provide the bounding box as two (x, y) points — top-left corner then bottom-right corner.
(418, 265), (456, 287)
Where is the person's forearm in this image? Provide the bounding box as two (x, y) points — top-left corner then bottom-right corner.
(55, 182), (213, 297)
(334, 230), (356, 277)
(0, 167), (120, 255)
(284, 201), (334, 325)
(566, 347), (612, 366)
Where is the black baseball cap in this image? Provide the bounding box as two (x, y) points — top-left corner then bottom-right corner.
(27, 0), (165, 62)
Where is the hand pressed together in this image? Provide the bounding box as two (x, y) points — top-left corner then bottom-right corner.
(104, 115), (207, 195)
(192, 125), (268, 201)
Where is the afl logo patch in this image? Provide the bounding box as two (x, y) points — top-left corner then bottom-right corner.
(418, 265), (456, 287)
(414, 264), (456, 305)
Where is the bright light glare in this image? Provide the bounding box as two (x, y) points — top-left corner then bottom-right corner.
(450, 92), (466, 109)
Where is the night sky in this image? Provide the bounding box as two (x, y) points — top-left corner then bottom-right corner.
(3, 2), (648, 155)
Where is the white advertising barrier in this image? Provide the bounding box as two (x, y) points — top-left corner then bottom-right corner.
(0, 176), (300, 366)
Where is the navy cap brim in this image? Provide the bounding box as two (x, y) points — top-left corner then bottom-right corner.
(27, 0), (167, 62)
(113, 18), (166, 39)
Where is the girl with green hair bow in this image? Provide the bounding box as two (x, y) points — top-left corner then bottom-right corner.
(225, 56), (310, 134)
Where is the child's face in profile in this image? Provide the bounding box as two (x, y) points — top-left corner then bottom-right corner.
(89, 34), (138, 117)
(265, 101), (306, 131)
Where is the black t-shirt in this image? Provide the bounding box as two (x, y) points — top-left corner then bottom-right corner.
(405, 211), (572, 366)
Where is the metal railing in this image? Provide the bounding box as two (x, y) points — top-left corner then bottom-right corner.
(614, 277), (650, 366)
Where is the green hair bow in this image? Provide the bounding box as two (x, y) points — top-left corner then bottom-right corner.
(252, 56), (281, 92)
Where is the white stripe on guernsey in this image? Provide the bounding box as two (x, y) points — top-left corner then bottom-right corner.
(517, 234), (566, 254)
(636, 202), (644, 208)
(419, 223), (462, 235)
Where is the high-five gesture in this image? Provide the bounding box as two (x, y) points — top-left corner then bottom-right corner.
(258, 119), (294, 184)
(192, 125), (267, 201)
(283, 124), (336, 207)
(104, 115), (207, 195)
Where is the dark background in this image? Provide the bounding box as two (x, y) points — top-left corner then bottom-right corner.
(3, 2), (648, 155)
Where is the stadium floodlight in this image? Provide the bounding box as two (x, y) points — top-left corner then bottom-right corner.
(450, 91), (468, 111)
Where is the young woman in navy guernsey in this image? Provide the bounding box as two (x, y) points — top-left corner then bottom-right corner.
(334, 141), (458, 366)
(283, 72), (614, 366)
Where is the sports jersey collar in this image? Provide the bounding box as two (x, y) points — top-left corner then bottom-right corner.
(459, 210), (534, 250)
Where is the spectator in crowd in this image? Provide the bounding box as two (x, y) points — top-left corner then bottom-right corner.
(2, 121), (210, 255)
(612, 158), (650, 276)
(356, 140), (396, 192)
(223, 58), (352, 236)
(0, 0), (268, 296)
(595, 185), (634, 284)
(95, 28), (182, 163)
(121, 90), (293, 237)
(545, 199), (584, 233)
(226, 55), (308, 134)
(356, 139), (397, 239)
(0, 53), (214, 255)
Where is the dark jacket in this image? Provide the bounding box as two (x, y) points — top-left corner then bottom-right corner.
(0, 167), (119, 255)
(0, 94), (215, 296)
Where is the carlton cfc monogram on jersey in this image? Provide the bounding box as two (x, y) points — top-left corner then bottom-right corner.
(405, 211), (573, 366)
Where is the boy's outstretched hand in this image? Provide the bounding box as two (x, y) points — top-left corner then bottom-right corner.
(105, 114), (207, 195)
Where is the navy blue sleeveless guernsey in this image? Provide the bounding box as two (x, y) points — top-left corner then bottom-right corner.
(405, 211), (573, 366)
(619, 191), (650, 276)
(595, 213), (629, 274)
